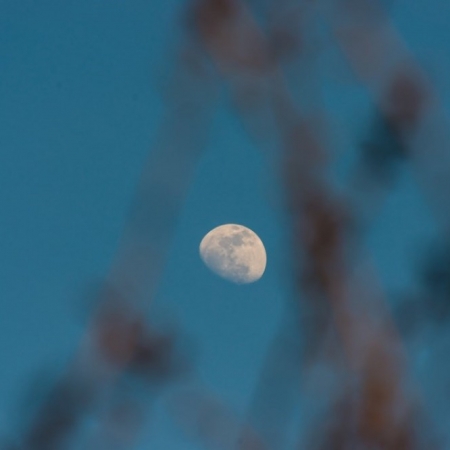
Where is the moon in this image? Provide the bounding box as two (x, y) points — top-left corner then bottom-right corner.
(199, 224), (266, 284)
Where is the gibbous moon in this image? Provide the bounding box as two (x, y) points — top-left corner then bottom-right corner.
(199, 224), (266, 284)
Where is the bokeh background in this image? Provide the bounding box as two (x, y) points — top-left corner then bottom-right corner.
(2, 0), (450, 448)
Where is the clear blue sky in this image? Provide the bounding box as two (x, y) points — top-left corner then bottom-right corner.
(2, 0), (450, 448)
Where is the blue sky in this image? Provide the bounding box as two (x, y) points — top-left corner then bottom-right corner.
(2, 0), (450, 448)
